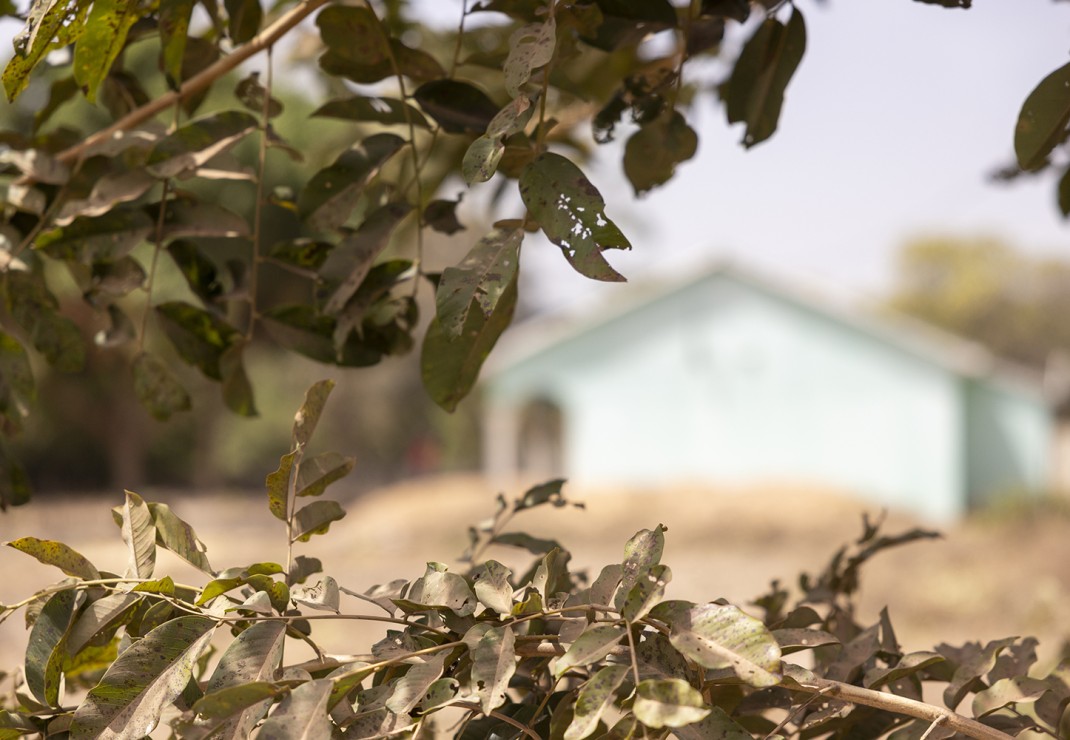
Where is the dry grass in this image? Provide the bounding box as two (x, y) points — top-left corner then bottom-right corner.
(2, 475), (1069, 677)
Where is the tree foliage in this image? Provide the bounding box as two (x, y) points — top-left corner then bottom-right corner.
(1, 383), (1065, 740)
(0, 0), (1064, 506)
(886, 236), (1070, 370)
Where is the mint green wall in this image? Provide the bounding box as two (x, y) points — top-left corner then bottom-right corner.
(485, 271), (1050, 522)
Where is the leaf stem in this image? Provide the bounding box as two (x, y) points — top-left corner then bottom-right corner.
(454, 701), (542, 740)
(138, 179), (171, 353)
(246, 45), (274, 341)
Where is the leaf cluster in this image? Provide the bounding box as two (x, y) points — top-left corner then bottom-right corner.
(0, 384), (1067, 740)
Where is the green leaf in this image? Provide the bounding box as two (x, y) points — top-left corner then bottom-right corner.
(291, 499), (346, 542)
(295, 451), (354, 497)
(421, 272), (517, 412)
(5, 537), (100, 580)
(3, 0), (88, 100)
(146, 111), (258, 179)
(621, 563), (671, 623)
(864, 651), (944, 689)
(147, 502), (213, 574)
(293, 378), (334, 448)
(520, 152), (630, 282)
(25, 589), (78, 707)
(973, 676), (1050, 717)
(320, 201), (412, 314)
(436, 227), (522, 337)
(724, 7), (806, 148)
(633, 678), (709, 730)
(263, 305), (382, 367)
(257, 679), (332, 740)
(167, 240), (222, 305)
(1016, 61), (1070, 170)
(298, 134), (405, 233)
(0, 331), (33, 434)
(0, 447), (31, 510)
(70, 616), (216, 740)
(193, 621), (286, 738)
(668, 705), (753, 740)
(651, 601), (782, 688)
(119, 491), (156, 579)
(385, 653), (448, 715)
(36, 208), (154, 263)
(405, 563), (477, 616)
(291, 576), (340, 613)
(623, 110), (697, 195)
(771, 628), (840, 655)
(220, 342), (257, 417)
(471, 560), (513, 615)
(132, 351), (192, 421)
(424, 198), (464, 235)
(197, 577), (244, 606)
(150, 199), (251, 241)
(0, 148), (69, 183)
(616, 524), (665, 610)
(265, 450), (296, 521)
(462, 135), (505, 186)
(288, 556), (322, 586)
(491, 531), (562, 555)
(564, 664), (628, 740)
(224, 0), (260, 43)
(555, 624), (626, 679)
(88, 257), (147, 300)
(943, 637), (1018, 710)
(67, 593), (140, 655)
(504, 17), (555, 97)
(155, 301), (242, 380)
(268, 239), (332, 273)
(29, 311), (85, 373)
(312, 95), (429, 128)
(235, 72), (281, 116)
(315, 5), (389, 71)
(465, 624), (516, 715)
(413, 79), (500, 134)
(72, 0), (150, 102)
(158, 0), (194, 84)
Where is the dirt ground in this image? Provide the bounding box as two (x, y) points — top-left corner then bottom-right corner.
(2, 475), (1069, 678)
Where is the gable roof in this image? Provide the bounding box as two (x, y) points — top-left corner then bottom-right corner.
(484, 260), (1048, 400)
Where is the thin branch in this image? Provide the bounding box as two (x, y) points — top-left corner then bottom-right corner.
(792, 676), (1013, 740)
(246, 45), (274, 341)
(138, 180), (171, 352)
(454, 701), (542, 740)
(50, 0), (330, 169)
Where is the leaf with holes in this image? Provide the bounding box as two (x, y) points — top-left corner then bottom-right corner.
(504, 16), (555, 96)
(404, 563), (477, 616)
(724, 7), (806, 148)
(471, 560), (513, 615)
(616, 524), (665, 610)
(520, 153), (630, 282)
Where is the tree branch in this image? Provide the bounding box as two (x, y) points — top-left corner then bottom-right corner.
(792, 675), (1013, 740)
(52, 0), (330, 168)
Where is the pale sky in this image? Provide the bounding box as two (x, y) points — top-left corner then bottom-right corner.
(511, 0), (1070, 310)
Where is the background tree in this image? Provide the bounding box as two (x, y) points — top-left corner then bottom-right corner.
(885, 236), (1070, 370)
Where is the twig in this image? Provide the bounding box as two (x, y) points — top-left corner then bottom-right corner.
(792, 676), (1013, 740)
(49, 0), (330, 169)
(454, 701), (542, 740)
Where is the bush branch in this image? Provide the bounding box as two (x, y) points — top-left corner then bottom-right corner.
(51, 0), (330, 168)
(793, 675), (1012, 740)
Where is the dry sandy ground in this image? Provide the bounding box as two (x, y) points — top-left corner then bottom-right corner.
(2, 475), (1069, 677)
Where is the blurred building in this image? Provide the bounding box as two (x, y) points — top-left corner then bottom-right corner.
(481, 262), (1052, 522)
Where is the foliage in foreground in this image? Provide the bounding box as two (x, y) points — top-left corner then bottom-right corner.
(1, 382), (1067, 740)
